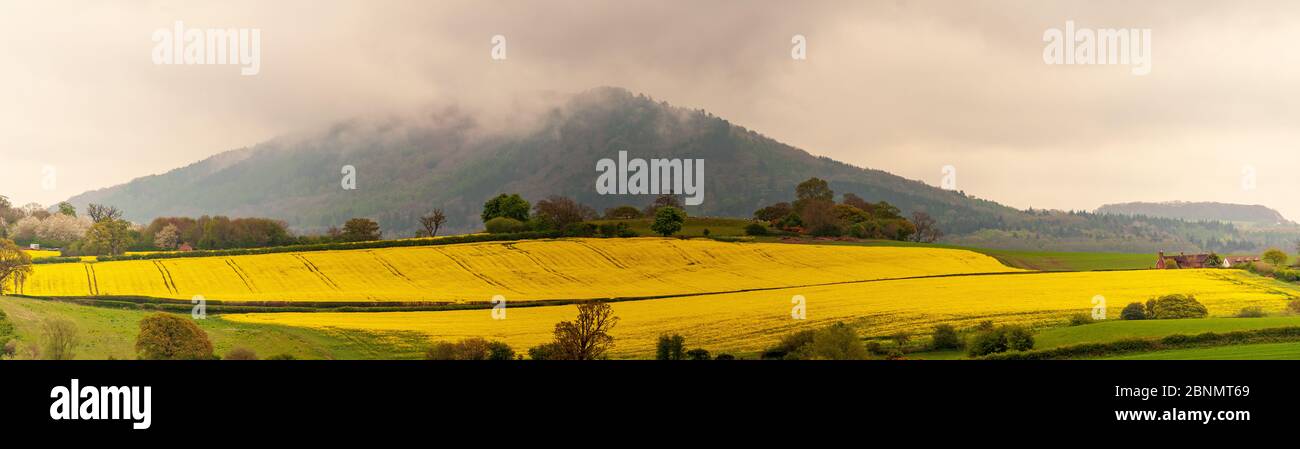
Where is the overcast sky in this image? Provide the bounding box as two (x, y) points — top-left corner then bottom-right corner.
(3, 0), (1299, 219)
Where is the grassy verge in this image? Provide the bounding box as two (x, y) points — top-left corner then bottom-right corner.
(0, 296), (422, 360)
(982, 326), (1300, 360)
(1104, 342), (1300, 360)
(1035, 316), (1300, 349)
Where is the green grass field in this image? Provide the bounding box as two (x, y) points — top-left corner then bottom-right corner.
(0, 296), (421, 360)
(1105, 342), (1300, 360)
(1034, 316), (1300, 349)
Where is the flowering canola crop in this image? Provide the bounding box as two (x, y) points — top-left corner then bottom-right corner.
(223, 269), (1300, 358)
(16, 238), (1018, 302)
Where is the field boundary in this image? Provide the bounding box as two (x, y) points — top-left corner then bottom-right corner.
(981, 326), (1300, 360)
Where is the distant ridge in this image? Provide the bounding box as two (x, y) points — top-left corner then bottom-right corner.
(1096, 201), (1292, 225)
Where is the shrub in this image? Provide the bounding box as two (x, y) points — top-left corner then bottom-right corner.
(762, 328), (818, 359)
(744, 223), (769, 236)
(484, 217), (528, 234)
(135, 313), (214, 360)
(930, 324), (962, 350)
(656, 334), (686, 360)
(1004, 326), (1034, 351)
(791, 322), (868, 360)
(864, 341), (885, 355)
(1146, 294), (1208, 319)
(685, 348), (711, 360)
(265, 353), (296, 360)
(1120, 302), (1147, 320)
(967, 330), (1008, 357)
(425, 337), (514, 360)
(1, 339), (16, 358)
(598, 222), (630, 238)
(224, 347), (258, 360)
(1067, 313), (1095, 326)
(527, 342), (564, 360)
(1236, 306), (1267, 318)
(713, 353), (736, 360)
(41, 318), (80, 360)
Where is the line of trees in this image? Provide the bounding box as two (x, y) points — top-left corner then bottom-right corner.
(751, 177), (941, 242)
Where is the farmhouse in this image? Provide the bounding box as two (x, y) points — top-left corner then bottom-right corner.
(1223, 256), (1261, 268)
(1155, 251), (1212, 269)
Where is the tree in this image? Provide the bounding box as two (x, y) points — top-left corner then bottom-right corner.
(753, 202), (792, 223)
(85, 204), (122, 223)
(795, 177), (834, 203)
(643, 194), (682, 216)
(910, 211), (943, 243)
(41, 318), (80, 360)
(56, 202), (76, 217)
(341, 218), (382, 242)
(83, 219), (132, 256)
(931, 324), (962, 350)
(890, 331), (911, 349)
(552, 301), (619, 360)
(1204, 252), (1224, 268)
(656, 334), (686, 360)
(650, 206), (686, 237)
(603, 206), (642, 220)
(481, 194), (530, 223)
(1145, 294), (1208, 319)
(135, 313), (214, 360)
(418, 209), (447, 237)
(154, 223), (180, 250)
(1120, 302), (1147, 320)
(0, 239), (34, 295)
(532, 196), (596, 230)
(1263, 248), (1289, 267)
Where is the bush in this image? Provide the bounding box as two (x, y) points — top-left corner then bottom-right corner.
(714, 353), (736, 360)
(1004, 326), (1034, 351)
(791, 322), (868, 360)
(656, 334), (686, 360)
(762, 329), (818, 359)
(265, 353), (296, 360)
(1146, 294), (1208, 319)
(1236, 306), (1267, 318)
(484, 217), (528, 234)
(930, 324), (962, 350)
(685, 348), (711, 360)
(135, 313), (214, 360)
(527, 342), (563, 360)
(967, 325), (1034, 356)
(1120, 302), (1147, 320)
(1067, 313), (1095, 326)
(744, 223), (769, 236)
(41, 318), (80, 360)
(966, 330), (1008, 357)
(1263, 248), (1289, 267)
(598, 222), (630, 238)
(1, 340), (16, 358)
(224, 347), (258, 360)
(425, 337), (514, 360)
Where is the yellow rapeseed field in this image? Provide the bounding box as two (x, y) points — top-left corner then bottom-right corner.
(21, 249), (62, 259)
(223, 269), (1300, 358)
(15, 238), (1017, 302)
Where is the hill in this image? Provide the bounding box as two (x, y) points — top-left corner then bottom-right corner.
(65, 87), (1262, 252)
(1097, 201), (1293, 226)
